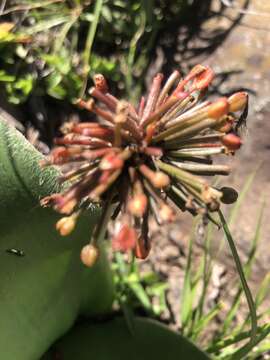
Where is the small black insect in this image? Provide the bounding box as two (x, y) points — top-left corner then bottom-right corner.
(236, 94), (249, 133)
(6, 248), (25, 257)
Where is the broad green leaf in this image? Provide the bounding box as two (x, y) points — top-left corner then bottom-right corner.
(42, 316), (210, 360)
(0, 120), (114, 360)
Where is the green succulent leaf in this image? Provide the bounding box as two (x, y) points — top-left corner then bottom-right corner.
(0, 120), (114, 360)
(42, 316), (210, 360)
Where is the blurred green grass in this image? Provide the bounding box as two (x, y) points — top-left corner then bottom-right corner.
(0, 0), (189, 104)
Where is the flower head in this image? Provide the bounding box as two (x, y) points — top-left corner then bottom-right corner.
(41, 65), (247, 266)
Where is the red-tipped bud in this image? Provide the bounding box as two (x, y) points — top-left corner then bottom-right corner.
(56, 215), (76, 236)
(80, 244), (99, 267)
(112, 225), (137, 252)
(221, 133), (242, 150)
(134, 236), (151, 259)
(128, 194), (148, 217)
(228, 92), (248, 112)
(192, 66), (215, 90)
(207, 98), (229, 119)
(93, 74), (108, 93)
(55, 134), (109, 147)
(160, 204), (176, 223)
(100, 152), (124, 170)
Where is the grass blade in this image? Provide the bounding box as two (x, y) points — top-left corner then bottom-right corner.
(218, 210), (258, 360)
(180, 219), (197, 330)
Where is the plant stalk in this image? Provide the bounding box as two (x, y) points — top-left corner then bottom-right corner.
(218, 210), (258, 360)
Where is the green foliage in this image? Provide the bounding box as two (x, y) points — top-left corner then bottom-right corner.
(42, 316), (210, 360)
(0, 0), (189, 104)
(0, 119), (114, 359)
(113, 252), (168, 317)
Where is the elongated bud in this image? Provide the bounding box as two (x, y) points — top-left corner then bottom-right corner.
(134, 236), (151, 259)
(80, 244), (99, 267)
(228, 92), (248, 112)
(221, 133), (242, 150)
(192, 67), (215, 90)
(207, 98), (229, 119)
(112, 225), (137, 252)
(73, 125), (113, 139)
(56, 215), (77, 236)
(220, 187), (238, 204)
(128, 194), (148, 217)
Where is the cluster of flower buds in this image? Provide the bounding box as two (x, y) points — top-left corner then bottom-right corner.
(41, 65), (247, 266)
